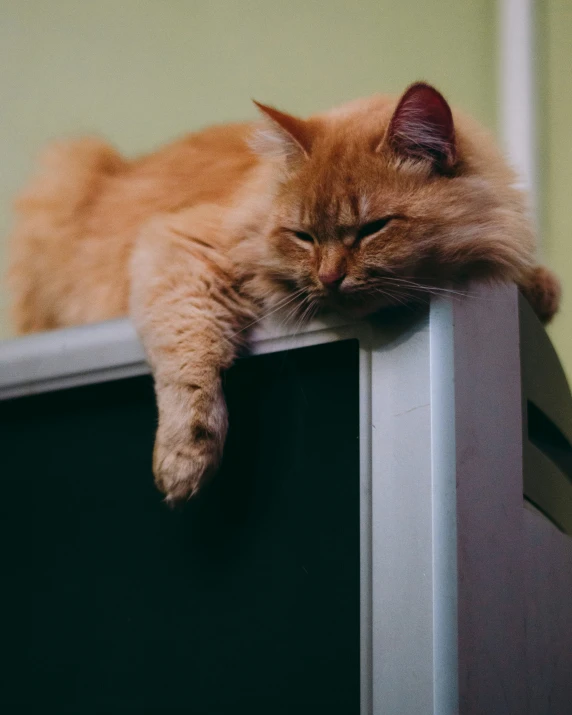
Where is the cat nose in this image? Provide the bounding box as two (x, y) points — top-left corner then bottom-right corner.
(319, 268), (346, 288)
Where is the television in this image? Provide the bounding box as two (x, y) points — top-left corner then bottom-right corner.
(1, 283), (571, 714)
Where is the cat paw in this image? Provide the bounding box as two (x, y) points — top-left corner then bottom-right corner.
(521, 265), (561, 324)
(152, 380), (228, 505)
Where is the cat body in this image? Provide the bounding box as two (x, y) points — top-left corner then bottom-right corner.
(8, 83), (560, 502)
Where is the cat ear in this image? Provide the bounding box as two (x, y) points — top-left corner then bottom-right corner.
(251, 101), (314, 161)
(383, 82), (456, 170)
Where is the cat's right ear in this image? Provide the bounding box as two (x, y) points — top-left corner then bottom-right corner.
(251, 101), (314, 162)
(383, 82), (457, 171)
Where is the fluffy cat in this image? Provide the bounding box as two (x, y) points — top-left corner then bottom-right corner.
(8, 82), (560, 503)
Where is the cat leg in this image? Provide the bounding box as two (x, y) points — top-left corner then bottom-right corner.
(519, 265), (561, 324)
(130, 206), (257, 504)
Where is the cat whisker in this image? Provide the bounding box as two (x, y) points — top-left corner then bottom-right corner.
(379, 275), (504, 302)
(283, 294), (309, 327)
(288, 296), (312, 337)
(364, 283), (409, 306)
(229, 287), (307, 339)
(299, 296), (319, 329)
(373, 276), (472, 300)
(373, 287), (417, 308)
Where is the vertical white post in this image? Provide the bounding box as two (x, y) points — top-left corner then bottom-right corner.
(499, 0), (538, 237)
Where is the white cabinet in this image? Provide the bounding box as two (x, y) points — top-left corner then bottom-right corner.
(1, 284), (571, 714)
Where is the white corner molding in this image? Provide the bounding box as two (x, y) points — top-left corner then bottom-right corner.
(499, 0), (539, 236)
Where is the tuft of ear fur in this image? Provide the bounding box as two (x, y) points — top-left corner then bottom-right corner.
(251, 101), (314, 161)
(384, 82), (456, 171)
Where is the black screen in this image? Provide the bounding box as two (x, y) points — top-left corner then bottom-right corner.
(1, 340), (360, 714)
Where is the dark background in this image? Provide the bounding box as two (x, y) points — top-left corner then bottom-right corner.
(1, 340), (360, 714)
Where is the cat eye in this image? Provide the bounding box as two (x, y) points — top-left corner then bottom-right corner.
(291, 230), (315, 243)
(356, 216), (396, 241)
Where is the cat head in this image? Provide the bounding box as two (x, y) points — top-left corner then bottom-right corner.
(252, 82), (535, 317)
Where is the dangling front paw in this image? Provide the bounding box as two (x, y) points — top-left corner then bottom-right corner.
(521, 265), (561, 324)
(152, 380), (228, 505)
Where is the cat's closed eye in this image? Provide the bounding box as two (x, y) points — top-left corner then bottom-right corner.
(356, 216), (397, 241)
(289, 229), (315, 244)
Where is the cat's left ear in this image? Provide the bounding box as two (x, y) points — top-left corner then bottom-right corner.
(251, 101), (314, 161)
(382, 82), (457, 171)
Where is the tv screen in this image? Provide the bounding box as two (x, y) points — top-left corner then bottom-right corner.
(1, 339), (361, 714)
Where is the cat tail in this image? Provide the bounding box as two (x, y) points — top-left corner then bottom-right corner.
(7, 138), (126, 334)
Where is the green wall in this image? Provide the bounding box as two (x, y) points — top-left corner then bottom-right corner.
(0, 1), (497, 337)
(540, 0), (572, 380)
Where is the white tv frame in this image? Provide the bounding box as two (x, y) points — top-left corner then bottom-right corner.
(2, 283), (571, 715)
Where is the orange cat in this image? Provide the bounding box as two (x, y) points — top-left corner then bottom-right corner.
(8, 82), (560, 502)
